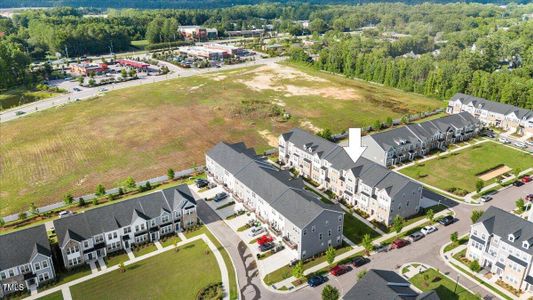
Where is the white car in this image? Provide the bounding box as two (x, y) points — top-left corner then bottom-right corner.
(58, 210), (73, 218)
(499, 137), (510, 144)
(480, 195), (493, 202)
(421, 225), (437, 235)
(248, 226), (265, 237)
(514, 142), (527, 148)
(526, 141), (533, 147)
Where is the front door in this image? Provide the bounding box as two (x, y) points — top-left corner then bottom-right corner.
(87, 253), (93, 260)
(124, 241), (130, 249)
(150, 232), (158, 241)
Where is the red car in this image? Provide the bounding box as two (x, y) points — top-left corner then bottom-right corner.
(257, 235), (273, 246)
(329, 265), (351, 276)
(390, 239), (410, 250)
(521, 176), (532, 183)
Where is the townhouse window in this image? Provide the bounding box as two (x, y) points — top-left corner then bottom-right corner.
(34, 262), (41, 271)
(95, 235), (104, 243)
(9, 270), (14, 277)
(42, 260), (48, 268)
(0, 272), (5, 280)
(83, 241), (89, 248)
(319, 233), (323, 240)
(303, 229), (307, 236)
(338, 216), (342, 222)
(328, 230), (331, 237)
(114, 232), (118, 238)
(108, 233), (113, 240)
(135, 225), (140, 232)
(337, 226), (341, 232)
(162, 215), (169, 223)
(124, 227), (131, 234)
(20, 265), (30, 273)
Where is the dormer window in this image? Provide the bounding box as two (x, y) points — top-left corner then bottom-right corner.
(523, 241), (530, 249)
(508, 234), (515, 242)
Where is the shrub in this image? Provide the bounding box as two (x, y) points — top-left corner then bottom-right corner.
(469, 260), (481, 272)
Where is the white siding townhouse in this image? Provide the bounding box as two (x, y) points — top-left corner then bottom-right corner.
(468, 206), (533, 293)
(206, 142), (345, 260)
(53, 185), (197, 269)
(0, 225), (55, 297)
(448, 93), (533, 135)
(279, 128), (422, 226)
(361, 112), (481, 167)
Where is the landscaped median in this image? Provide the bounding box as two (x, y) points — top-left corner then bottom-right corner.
(406, 265), (479, 300)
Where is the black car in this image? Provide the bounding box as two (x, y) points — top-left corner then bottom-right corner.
(351, 256), (370, 267)
(195, 178), (209, 188)
(259, 242), (274, 252)
(307, 275), (327, 287)
(513, 181), (525, 187)
(438, 215), (455, 226)
(213, 192), (228, 202)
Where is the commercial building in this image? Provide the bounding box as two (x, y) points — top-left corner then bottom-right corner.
(178, 26), (218, 41)
(0, 225), (55, 297)
(116, 59), (150, 71)
(178, 46), (227, 60)
(206, 142), (345, 260)
(343, 269), (440, 299)
(467, 206), (533, 292)
(361, 112), (481, 167)
(279, 128), (422, 226)
(447, 93), (533, 135)
(226, 29), (265, 37)
(70, 63), (108, 76)
(203, 43), (244, 56)
(53, 185), (197, 269)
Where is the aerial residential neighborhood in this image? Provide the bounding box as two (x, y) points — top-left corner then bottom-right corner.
(0, 1), (532, 300)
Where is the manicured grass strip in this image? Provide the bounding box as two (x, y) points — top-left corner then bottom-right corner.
(185, 226), (238, 300)
(36, 291), (64, 300)
(217, 201), (235, 210)
(400, 142), (533, 194)
(443, 237), (469, 253)
(105, 251), (130, 267)
(343, 210), (381, 244)
(410, 268), (478, 300)
(132, 243), (158, 257)
(160, 235), (182, 248)
(304, 186), (334, 204)
(450, 262), (513, 300)
(70, 239), (220, 300)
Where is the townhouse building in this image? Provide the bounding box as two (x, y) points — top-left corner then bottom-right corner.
(279, 128), (422, 226)
(206, 142), (345, 260)
(361, 112), (481, 167)
(467, 206), (533, 292)
(343, 269), (440, 299)
(448, 93), (533, 135)
(53, 185), (197, 269)
(0, 225), (55, 297)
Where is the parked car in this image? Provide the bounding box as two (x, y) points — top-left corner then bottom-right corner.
(58, 210), (73, 218)
(195, 178), (209, 188)
(480, 195), (493, 202)
(289, 259), (299, 267)
(408, 231), (425, 242)
(351, 256), (370, 267)
(213, 192), (228, 202)
(271, 244), (285, 254)
(307, 275), (327, 287)
(421, 225), (437, 235)
(330, 265), (351, 276)
(514, 142), (527, 148)
(499, 137), (510, 144)
(521, 176), (532, 183)
(98, 87), (108, 92)
(73, 87), (81, 92)
(513, 181), (525, 187)
(248, 227), (265, 237)
(526, 194), (533, 201)
(390, 239), (410, 250)
(374, 244), (388, 253)
(15, 111), (25, 116)
(526, 141), (533, 147)
(483, 130), (495, 138)
(438, 215), (455, 226)
(258, 242), (274, 252)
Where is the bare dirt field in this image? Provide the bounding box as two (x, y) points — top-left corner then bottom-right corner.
(0, 62), (442, 215)
(478, 165), (512, 181)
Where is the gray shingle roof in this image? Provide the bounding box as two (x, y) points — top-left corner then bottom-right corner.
(343, 269), (434, 300)
(208, 141), (343, 228)
(281, 128), (420, 198)
(477, 206), (533, 255)
(451, 93), (533, 119)
(54, 185), (195, 247)
(0, 225), (51, 270)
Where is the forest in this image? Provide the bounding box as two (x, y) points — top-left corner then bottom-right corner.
(1, 3), (532, 108)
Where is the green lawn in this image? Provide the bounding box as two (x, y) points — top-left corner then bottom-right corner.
(132, 243), (158, 257)
(70, 239), (220, 300)
(343, 210), (381, 244)
(131, 40), (149, 50)
(160, 234), (182, 248)
(0, 62), (441, 216)
(36, 291), (64, 300)
(410, 268), (478, 300)
(400, 142), (533, 194)
(105, 251), (130, 267)
(0, 87), (63, 111)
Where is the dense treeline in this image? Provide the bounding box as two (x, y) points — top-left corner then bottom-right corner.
(1, 0), (530, 9)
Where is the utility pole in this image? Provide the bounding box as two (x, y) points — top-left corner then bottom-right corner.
(64, 46), (69, 60)
(453, 275), (460, 293)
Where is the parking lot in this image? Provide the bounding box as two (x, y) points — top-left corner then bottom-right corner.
(191, 184), (299, 276)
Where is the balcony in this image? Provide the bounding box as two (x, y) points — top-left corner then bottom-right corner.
(256, 213), (267, 224)
(269, 225), (281, 236)
(283, 236), (298, 250)
(243, 202), (255, 212)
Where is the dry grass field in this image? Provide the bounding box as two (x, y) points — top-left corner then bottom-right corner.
(0, 62), (442, 215)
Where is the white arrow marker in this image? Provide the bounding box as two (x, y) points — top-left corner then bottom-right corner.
(344, 128), (367, 162)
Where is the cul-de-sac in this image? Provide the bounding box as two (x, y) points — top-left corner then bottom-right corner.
(0, 2), (532, 300)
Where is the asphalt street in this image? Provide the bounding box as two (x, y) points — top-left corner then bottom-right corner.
(198, 182), (533, 300)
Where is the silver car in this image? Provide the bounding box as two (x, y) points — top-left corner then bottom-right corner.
(408, 231), (425, 242)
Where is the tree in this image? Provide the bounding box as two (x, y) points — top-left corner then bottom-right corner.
(450, 231), (458, 245)
(392, 215), (405, 233)
(167, 168), (175, 181)
(475, 179), (484, 193)
(426, 209), (435, 224)
(124, 176), (136, 189)
(361, 234), (373, 255)
(372, 120), (381, 131)
(30, 202), (39, 216)
(118, 187), (124, 196)
(0, 217), (5, 228)
(77, 76), (84, 85)
(78, 197), (86, 207)
(326, 246), (336, 265)
(145, 181), (152, 190)
(119, 262), (126, 273)
(401, 115), (410, 125)
(121, 68), (128, 78)
(317, 128), (333, 141)
(96, 184), (106, 196)
(516, 198), (525, 213)
(469, 260), (481, 272)
(128, 69), (137, 78)
(322, 284), (340, 300)
(64, 193), (74, 205)
(292, 261), (303, 279)
(88, 78), (96, 86)
(357, 269), (367, 279)
(471, 210), (484, 224)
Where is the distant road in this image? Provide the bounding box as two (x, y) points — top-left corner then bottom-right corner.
(0, 56), (284, 123)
